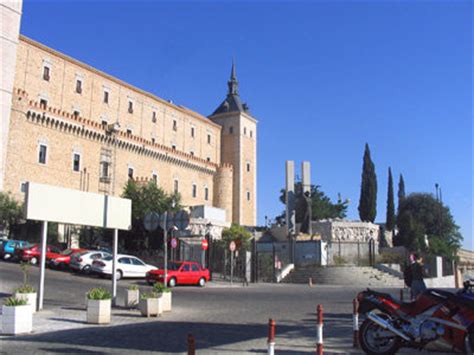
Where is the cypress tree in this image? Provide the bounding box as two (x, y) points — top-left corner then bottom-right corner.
(386, 167), (395, 231)
(398, 174), (406, 205)
(358, 143), (377, 222)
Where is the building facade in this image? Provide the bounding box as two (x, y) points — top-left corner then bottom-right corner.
(1, 9), (257, 226)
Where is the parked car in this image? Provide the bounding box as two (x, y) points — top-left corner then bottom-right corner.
(47, 248), (88, 269)
(91, 254), (157, 280)
(1, 240), (29, 260)
(146, 261), (210, 287)
(15, 244), (63, 265)
(70, 250), (111, 274)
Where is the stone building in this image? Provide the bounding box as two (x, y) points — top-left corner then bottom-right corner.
(1, 3), (257, 227)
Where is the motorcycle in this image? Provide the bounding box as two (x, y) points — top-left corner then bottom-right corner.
(357, 281), (474, 354)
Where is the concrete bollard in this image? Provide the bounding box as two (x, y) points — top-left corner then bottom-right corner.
(267, 318), (275, 355)
(317, 304), (323, 355)
(353, 298), (359, 348)
(187, 333), (195, 355)
(309, 277), (313, 287)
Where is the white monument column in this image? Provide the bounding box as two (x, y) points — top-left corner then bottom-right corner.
(285, 161), (295, 236)
(0, 0), (23, 190)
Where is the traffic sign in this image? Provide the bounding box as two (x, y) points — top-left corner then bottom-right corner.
(144, 212), (160, 232)
(229, 241), (236, 252)
(201, 239), (209, 251)
(159, 212), (174, 230)
(171, 237), (178, 249)
(174, 210), (190, 231)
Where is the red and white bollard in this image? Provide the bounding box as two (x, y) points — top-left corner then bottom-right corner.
(187, 333), (195, 355)
(267, 318), (275, 355)
(353, 298), (359, 348)
(316, 304), (323, 355)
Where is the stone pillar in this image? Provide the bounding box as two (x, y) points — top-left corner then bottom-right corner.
(0, 0), (23, 191)
(285, 161), (295, 236)
(301, 161), (312, 235)
(213, 164), (233, 223)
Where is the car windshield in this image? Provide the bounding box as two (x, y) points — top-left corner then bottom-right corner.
(61, 249), (73, 255)
(102, 256), (113, 261)
(21, 242), (34, 249)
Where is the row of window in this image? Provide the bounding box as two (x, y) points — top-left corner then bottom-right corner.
(228, 125), (254, 138)
(37, 144), (228, 201)
(41, 67), (215, 143)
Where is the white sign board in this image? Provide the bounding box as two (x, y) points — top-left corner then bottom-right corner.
(24, 182), (132, 230)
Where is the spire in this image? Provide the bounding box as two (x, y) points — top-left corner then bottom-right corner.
(210, 60), (250, 116)
(228, 60), (239, 96)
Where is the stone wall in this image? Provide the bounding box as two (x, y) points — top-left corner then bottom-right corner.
(312, 219), (380, 243)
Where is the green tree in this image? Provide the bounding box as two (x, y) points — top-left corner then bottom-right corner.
(279, 182), (348, 222)
(396, 193), (462, 259)
(121, 180), (181, 250)
(385, 168), (395, 231)
(358, 143), (377, 222)
(0, 192), (23, 237)
(221, 224), (252, 251)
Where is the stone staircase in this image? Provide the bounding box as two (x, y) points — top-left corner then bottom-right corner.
(282, 265), (405, 287)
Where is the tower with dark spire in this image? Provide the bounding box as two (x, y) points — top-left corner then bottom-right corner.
(209, 62), (257, 226)
(212, 62), (250, 116)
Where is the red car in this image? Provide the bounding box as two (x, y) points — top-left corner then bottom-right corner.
(15, 244), (63, 265)
(146, 261), (210, 287)
(47, 248), (88, 269)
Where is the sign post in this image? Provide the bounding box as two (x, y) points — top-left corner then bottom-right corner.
(24, 182), (132, 311)
(37, 221), (48, 311)
(201, 239), (208, 268)
(229, 241), (236, 286)
(112, 228), (118, 305)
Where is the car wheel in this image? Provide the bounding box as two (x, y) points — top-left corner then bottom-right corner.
(30, 257), (38, 265)
(198, 277), (206, 287)
(168, 277), (177, 288)
(59, 262), (67, 270)
(82, 265), (91, 274)
(115, 270), (123, 281)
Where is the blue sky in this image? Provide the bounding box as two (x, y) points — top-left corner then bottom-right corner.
(20, 0), (472, 248)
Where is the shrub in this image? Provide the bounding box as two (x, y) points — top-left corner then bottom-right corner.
(140, 291), (160, 300)
(87, 288), (112, 300)
(15, 284), (36, 294)
(4, 297), (28, 306)
(153, 282), (171, 294)
(127, 285), (139, 291)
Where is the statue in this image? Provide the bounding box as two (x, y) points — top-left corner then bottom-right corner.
(300, 191), (312, 234)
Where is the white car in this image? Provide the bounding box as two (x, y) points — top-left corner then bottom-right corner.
(70, 250), (111, 273)
(91, 254), (157, 280)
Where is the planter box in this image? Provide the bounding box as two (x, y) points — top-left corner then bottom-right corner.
(125, 289), (139, 308)
(139, 296), (163, 317)
(14, 292), (37, 313)
(2, 305), (32, 335)
(162, 292), (172, 312)
(87, 299), (111, 324)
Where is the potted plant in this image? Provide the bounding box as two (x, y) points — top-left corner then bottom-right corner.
(14, 263), (37, 313)
(154, 282), (172, 312)
(86, 288), (111, 324)
(2, 297), (32, 335)
(139, 291), (163, 317)
(124, 285), (139, 308)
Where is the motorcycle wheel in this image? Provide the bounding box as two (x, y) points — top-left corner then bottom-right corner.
(359, 316), (401, 355)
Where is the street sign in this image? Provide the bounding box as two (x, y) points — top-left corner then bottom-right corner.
(171, 237), (178, 249)
(159, 212), (174, 230)
(201, 239), (209, 251)
(229, 241), (236, 252)
(144, 212), (160, 232)
(173, 210), (190, 231)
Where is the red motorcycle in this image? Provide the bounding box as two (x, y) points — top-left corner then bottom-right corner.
(357, 283), (474, 354)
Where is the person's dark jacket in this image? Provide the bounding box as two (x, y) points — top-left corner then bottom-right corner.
(410, 262), (424, 281)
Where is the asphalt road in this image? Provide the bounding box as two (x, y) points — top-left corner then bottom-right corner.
(0, 261), (442, 354)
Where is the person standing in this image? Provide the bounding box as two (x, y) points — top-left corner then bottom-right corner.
(410, 253), (427, 298)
